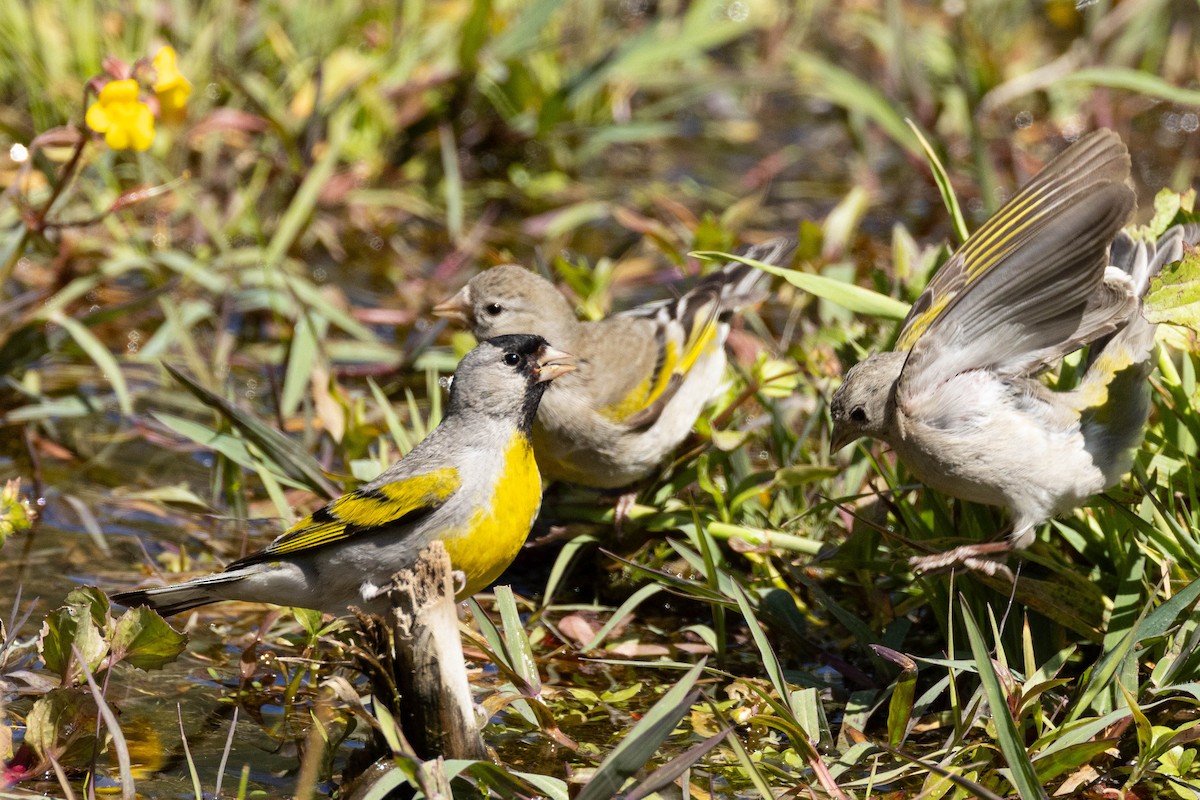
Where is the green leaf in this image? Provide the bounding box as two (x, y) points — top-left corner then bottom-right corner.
(493, 586), (540, 692)
(699, 250), (910, 320)
(583, 583), (663, 651)
(872, 644), (917, 747)
(961, 603), (1047, 800)
(1031, 740), (1116, 784)
(774, 464), (840, 487)
(624, 728), (731, 800)
(574, 660), (706, 800)
(367, 377), (415, 455)
(114, 484), (210, 508)
(50, 310), (133, 416)
(1061, 67), (1200, 107)
(63, 587), (110, 629)
(1146, 189), (1197, 238)
(792, 52), (920, 157)
(153, 412), (308, 491)
(456, 761), (570, 800)
(907, 120), (968, 244)
(164, 364), (339, 498)
(263, 110), (349, 269)
(481, 0), (563, 62)
(109, 607), (188, 670)
(280, 311), (325, 418)
(39, 598), (108, 682)
(1144, 245), (1200, 330)
(25, 688), (102, 768)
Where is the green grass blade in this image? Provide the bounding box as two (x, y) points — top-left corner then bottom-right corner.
(623, 727), (731, 800)
(152, 412), (302, 490)
(961, 603), (1047, 800)
(493, 586), (540, 693)
(582, 583), (663, 652)
(701, 250), (910, 320)
(50, 310), (133, 416)
(280, 311), (324, 418)
(792, 51), (920, 157)
(262, 111), (349, 269)
(906, 120), (968, 243)
(367, 377), (415, 454)
(541, 533), (598, 608)
(164, 363), (339, 498)
(574, 660), (706, 800)
(1062, 67), (1200, 107)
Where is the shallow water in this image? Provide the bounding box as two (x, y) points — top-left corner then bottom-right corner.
(3, 79), (1197, 795)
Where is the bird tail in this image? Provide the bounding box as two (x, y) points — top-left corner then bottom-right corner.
(1111, 222), (1199, 297)
(111, 572), (245, 617)
(1073, 223), (1199, 454)
(1090, 222), (1200, 362)
(700, 237), (797, 319)
(628, 236), (796, 331)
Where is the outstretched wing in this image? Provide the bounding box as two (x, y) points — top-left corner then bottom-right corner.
(602, 238), (795, 429)
(898, 130), (1136, 397)
(229, 468), (462, 568)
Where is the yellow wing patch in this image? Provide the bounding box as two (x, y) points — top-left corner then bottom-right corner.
(1069, 345), (1145, 419)
(896, 184), (1058, 350)
(257, 468), (462, 558)
(896, 293), (951, 350)
(598, 313), (719, 424)
(600, 340), (679, 422)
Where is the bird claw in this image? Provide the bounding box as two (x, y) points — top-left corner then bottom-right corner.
(451, 569), (467, 596)
(613, 491), (637, 535)
(909, 542), (1015, 581)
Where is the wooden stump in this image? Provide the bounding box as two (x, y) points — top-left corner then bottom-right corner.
(387, 541), (486, 761)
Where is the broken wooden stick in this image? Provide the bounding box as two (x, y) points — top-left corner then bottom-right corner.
(387, 541), (485, 761)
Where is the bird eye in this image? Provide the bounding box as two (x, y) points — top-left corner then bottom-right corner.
(850, 407), (867, 423)
(485, 303), (503, 316)
(503, 352), (521, 367)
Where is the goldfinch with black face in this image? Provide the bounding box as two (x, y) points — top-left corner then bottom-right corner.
(433, 239), (796, 489)
(830, 129), (1199, 573)
(113, 335), (576, 615)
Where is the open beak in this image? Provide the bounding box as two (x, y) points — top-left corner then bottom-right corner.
(534, 345), (577, 383)
(432, 287), (471, 325)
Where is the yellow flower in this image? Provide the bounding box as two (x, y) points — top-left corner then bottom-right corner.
(85, 79), (155, 151)
(153, 46), (191, 120)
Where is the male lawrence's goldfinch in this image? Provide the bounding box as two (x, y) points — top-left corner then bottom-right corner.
(432, 239), (796, 489)
(830, 129), (1199, 573)
(113, 335), (576, 615)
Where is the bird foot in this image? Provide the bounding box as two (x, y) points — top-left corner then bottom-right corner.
(364, 569), (469, 601)
(613, 491), (637, 536)
(909, 541), (1015, 581)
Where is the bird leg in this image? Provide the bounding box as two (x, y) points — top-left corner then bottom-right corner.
(613, 490), (638, 536)
(909, 540), (1015, 581)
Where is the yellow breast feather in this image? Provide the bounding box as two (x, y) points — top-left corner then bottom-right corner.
(442, 432), (542, 598)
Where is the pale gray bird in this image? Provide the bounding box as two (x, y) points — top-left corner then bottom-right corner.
(113, 334), (576, 615)
(830, 129), (1196, 573)
(433, 239), (796, 490)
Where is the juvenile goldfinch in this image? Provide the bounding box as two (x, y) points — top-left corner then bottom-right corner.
(830, 129), (1198, 573)
(113, 335), (576, 615)
(433, 239), (796, 489)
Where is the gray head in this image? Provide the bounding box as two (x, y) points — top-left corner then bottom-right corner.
(447, 334), (576, 432)
(433, 265), (578, 345)
(829, 351), (907, 450)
